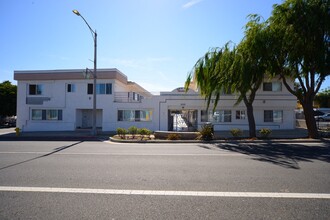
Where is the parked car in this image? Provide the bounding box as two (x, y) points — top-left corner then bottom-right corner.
(0, 116), (16, 128)
(314, 110), (325, 116)
(315, 113), (330, 121)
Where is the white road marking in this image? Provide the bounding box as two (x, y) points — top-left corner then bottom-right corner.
(0, 186), (329, 199)
(0, 152), (244, 156)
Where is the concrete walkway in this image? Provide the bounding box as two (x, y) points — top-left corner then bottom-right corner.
(214, 128), (309, 139)
(0, 128), (114, 141)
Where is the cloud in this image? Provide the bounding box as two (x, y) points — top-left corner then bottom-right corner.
(182, 0), (203, 9)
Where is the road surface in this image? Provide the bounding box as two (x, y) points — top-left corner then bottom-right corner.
(0, 140), (329, 219)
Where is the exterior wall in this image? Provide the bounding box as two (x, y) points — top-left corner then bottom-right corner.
(112, 97), (157, 131)
(15, 69), (297, 132)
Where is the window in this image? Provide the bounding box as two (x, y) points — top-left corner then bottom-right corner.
(67, 84), (76, 92)
(139, 110), (152, 121)
(263, 82), (282, 91)
(272, 82), (282, 91)
(105, 84), (112, 94)
(118, 110), (153, 122)
(133, 92), (140, 101)
(118, 110), (134, 121)
(88, 83), (112, 94)
(264, 110), (283, 122)
(96, 84), (105, 94)
(32, 109), (42, 120)
(214, 110), (231, 122)
(87, 84), (93, 94)
(135, 110), (141, 121)
(201, 110), (231, 123)
(31, 109), (62, 120)
(201, 110), (208, 122)
(47, 110), (59, 120)
(236, 110), (246, 119)
(29, 84), (43, 95)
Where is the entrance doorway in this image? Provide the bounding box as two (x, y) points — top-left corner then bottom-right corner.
(82, 109), (92, 128)
(76, 109), (103, 129)
(168, 109), (197, 131)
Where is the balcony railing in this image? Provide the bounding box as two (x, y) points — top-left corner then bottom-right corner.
(114, 92), (152, 103)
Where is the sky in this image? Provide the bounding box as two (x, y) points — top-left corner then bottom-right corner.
(1, 0), (329, 93)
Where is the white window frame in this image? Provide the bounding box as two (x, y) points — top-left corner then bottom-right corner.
(263, 82), (282, 92)
(88, 83), (112, 94)
(67, 84), (76, 93)
(29, 84), (43, 95)
(264, 110), (283, 123)
(236, 110), (246, 120)
(201, 110), (231, 123)
(32, 109), (42, 120)
(118, 109), (153, 122)
(31, 109), (63, 121)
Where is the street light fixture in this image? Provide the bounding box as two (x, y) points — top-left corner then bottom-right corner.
(73, 9), (97, 136)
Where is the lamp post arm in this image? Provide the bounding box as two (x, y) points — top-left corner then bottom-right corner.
(81, 15), (96, 40)
(73, 10), (96, 40)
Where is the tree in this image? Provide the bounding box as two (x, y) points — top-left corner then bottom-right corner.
(315, 87), (330, 108)
(235, 15), (271, 137)
(267, 0), (330, 138)
(0, 81), (17, 117)
(185, 16), (270, 138)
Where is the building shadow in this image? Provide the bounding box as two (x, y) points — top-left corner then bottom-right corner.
(200, 142), (330, 169)
(0, 141), (83, 171)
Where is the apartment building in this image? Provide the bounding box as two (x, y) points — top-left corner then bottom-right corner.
(14, 68), (296, 132)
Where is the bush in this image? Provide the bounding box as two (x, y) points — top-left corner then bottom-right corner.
(128, 126), (138, 139)
(259, 128), (272, 138)
(144, 129), (152, 139)
(230, 128), (243, 138)
(166, 133), (181, 140)
(138, 128), (152, 140)
(197, 124), (214, 141)
(116, 128), (127, 139)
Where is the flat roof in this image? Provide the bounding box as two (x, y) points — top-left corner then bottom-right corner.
(14, 68), (152, 95)
(14, 68), (128, 84)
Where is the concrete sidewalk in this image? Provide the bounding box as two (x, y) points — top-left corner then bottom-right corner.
(214, 128), (309, 139)
(0, 128), (114, 141)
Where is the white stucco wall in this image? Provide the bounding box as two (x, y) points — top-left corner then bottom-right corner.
(15, 70), (297, 132)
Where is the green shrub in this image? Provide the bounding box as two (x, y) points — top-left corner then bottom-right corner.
(144, 129), (152, 139)
(138, 128), (152, 140)
(128, 126), (138, 139)
(259, 128), (272, 138)
(116, 128), (127, 139)
(166, 133), (181, 140)
(230, 128), (243, 137)
(198, 124), (214, 141)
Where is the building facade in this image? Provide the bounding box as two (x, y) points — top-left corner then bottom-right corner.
(14, 69), (297, 132)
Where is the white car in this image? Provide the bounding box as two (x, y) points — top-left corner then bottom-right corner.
(315, 113), (330, 121)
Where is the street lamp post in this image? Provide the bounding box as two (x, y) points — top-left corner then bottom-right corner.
(73, 9), (97, 136)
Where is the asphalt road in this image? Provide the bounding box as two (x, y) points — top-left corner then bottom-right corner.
(0, 140), (329, 219)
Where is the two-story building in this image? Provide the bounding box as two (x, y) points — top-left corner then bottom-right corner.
(14, 68), (297, 132)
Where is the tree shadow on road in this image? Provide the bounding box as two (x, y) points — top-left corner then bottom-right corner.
(0, 141), (83, 171)
(203, 142), (330, 169)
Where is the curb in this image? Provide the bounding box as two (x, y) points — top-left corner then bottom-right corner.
(0, 135), (106, 142)
(109, 137), (330, 144)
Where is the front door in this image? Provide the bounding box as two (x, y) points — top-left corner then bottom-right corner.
(168, 109), (197, 131)
(82, 110), (92, 128)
